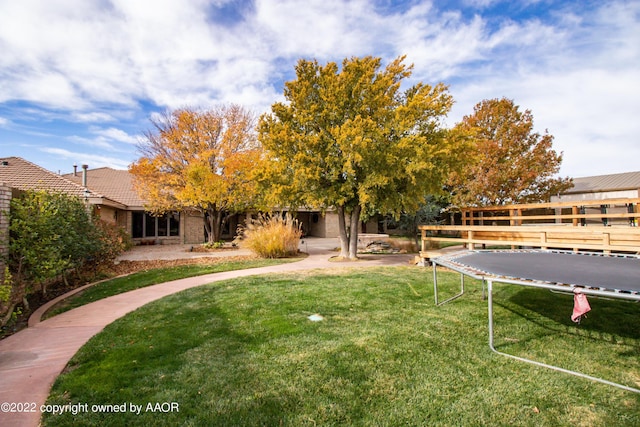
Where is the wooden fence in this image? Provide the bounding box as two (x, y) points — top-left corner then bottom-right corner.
(420, 197), (640, 260)
(461, 197), (640, 227)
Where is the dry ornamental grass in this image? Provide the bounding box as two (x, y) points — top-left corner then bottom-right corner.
(236, 214), (303, 258)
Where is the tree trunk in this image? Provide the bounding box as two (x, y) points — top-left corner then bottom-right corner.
(337, 205), (362, 260)
(203, 211), (213, 243)
(349, 205), (361, 259)
(337, 206), (349, 258)
(0, 302), (16, 328)
(204, 206), (225, 243)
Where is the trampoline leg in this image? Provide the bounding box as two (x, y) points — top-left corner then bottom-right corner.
(488, 280), (494, 350)
(433, 262), (438, 305)
(433, 264), (466, 306)
(486, 280), (640, 394)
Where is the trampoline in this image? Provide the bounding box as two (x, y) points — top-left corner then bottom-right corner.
(431, 249), (640, 393)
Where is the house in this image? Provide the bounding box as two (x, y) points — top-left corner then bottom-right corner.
(551, 170), (640, 226)
(1, 157), (102, 200)
(62, 167), (352, 241)
(1, 157), (110, 259)
(0, 157), (207, 245)
(61, 165), (209, 244)
(0, 157), (352, 249)
(552, 171), (640, 202)
(0, 157), (103, 279)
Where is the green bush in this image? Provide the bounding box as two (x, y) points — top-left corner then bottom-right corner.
(236, 214), (302, 258)
(9, 190), (96, 295)
(2, 190), (131, 328)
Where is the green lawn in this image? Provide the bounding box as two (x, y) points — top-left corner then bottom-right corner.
(44, 267), (640, 426)
(45, 258), (293, 318)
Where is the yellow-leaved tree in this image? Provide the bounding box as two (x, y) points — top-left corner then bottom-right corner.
(130, 105), (261, 243)
(258, 56), (467, 260)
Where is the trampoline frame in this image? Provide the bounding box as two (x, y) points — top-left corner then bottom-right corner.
(431, 250), (640, 394)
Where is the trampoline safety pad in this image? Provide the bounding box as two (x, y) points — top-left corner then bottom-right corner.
(439, 250), (640, 294)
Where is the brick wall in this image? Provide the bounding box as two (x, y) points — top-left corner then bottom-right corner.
(183, 212), (205, 244)
(0, 184), (11, 282)
(323, 211), (340, 238)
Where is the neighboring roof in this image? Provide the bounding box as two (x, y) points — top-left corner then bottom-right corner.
(62, 167), (145, 208)
(0, 156), (101, 198)
(566, 171), (640, 194)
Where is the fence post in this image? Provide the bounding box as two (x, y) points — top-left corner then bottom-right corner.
(540, 231), (548, 250)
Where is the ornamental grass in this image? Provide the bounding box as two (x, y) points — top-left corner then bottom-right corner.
(236, 213), (303, 258)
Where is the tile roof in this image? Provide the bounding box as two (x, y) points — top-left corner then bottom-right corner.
(0, 156), (101, 198)
(566, 171), (640, 194)
(62, 167), (145, 208)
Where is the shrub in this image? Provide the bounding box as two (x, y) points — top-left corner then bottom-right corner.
(236, 214), (302, 258)
(92, 219), (133, 265)
(202, 241), (225, 250)
(2, 191), (132, 328)
(8, 190), (96, 296)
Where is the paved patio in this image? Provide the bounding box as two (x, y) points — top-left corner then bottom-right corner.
(0, 238), (414, 427)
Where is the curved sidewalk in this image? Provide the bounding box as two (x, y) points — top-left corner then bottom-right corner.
(0, 242), (414, 427)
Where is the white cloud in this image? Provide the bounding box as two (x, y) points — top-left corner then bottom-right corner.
(39, 147), (132, 170)
(91, 127), (140, 145)
(0, 0), (638, 177)
(256, 0), (378, 56)
(65, 127), (140, 152)
(0, 1), (132, 108)
(67, 135), (117, 151)
(72, 112), (118, 123)
(440, 2), (640, 177)
(0, 0), (437, 111)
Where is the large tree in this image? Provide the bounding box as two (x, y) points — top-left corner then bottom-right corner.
(447, 98), (572, 207)
(258, 56), (464, 260)
(130, 105), (261, 243)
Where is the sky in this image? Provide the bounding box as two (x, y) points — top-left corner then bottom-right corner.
(0, 0), (638, 178)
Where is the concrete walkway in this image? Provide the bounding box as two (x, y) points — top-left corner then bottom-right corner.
(0, 238), (414, 427)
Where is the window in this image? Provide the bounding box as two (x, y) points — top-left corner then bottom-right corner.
(145, 213), (156, 237)
(132, 212), (144, 238)
(169, 212), (180, 236)
(132, 211), (180, 238)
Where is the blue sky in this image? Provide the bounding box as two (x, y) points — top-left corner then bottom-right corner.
(0, 0), (638, 177)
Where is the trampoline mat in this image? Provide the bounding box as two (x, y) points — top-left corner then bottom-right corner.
(449, 251), (640, 292)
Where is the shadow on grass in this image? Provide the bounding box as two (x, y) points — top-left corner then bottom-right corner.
(500, 287), (640, 341)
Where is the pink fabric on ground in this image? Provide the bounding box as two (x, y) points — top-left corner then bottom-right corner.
(571, 290), (591, 323)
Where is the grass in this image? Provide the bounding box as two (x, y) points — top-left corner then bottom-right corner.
(44, 258), (294, 318)
(43, 267), (640, 426)
(236, 213), (302, 258)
